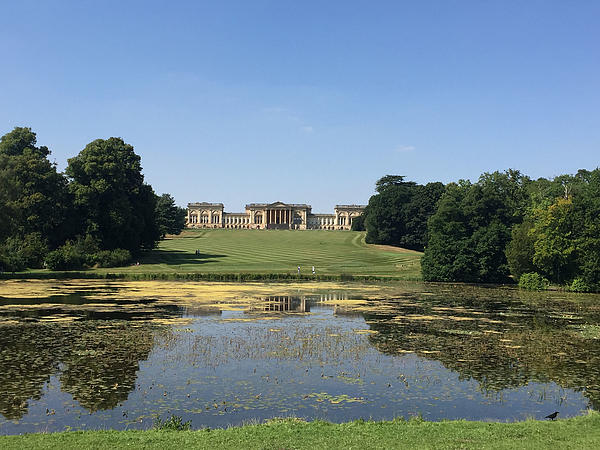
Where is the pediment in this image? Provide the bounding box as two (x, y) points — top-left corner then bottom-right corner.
(268, 201), (288, 207)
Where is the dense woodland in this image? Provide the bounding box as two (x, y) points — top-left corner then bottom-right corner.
(359, 169), (600, 292)
(0, 127), (186, 272)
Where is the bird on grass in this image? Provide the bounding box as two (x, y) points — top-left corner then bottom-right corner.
(545, 411), (559, 420)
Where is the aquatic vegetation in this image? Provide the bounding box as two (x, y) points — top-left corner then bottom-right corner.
(0, 280), (599, 434)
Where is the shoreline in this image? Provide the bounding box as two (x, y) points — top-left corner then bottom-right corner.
(1, 414), (599, 448)
(0, 271), (421, 282)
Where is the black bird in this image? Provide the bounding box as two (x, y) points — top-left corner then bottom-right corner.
(545, 411), (559, 420)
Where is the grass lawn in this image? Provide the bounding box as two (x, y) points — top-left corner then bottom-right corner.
(92, 229), (422, 279)
(2, 415), (599, 449)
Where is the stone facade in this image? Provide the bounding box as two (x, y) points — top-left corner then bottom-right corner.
(186, 201), (365, 230)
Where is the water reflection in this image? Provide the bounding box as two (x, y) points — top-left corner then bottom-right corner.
(0, 281), (599, 433)
(0, 322), (157, 419)
(364, 292), (600, 409)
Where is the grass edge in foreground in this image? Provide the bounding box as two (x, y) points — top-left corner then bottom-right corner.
(2, 414), (599, 449)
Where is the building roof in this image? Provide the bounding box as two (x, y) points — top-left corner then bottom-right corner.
(188, 202), (224, 208)
(246, 202), (311, 209)
(335, 204), (367, 209)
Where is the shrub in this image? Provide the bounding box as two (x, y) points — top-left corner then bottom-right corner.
(44, 241), (86, 270)
(518, 272), (549, 291)
(153, 414), (191, 431)
(0, 233), (48, 271)
(93, 249), (131, 268)
(569, 277), (597, 293)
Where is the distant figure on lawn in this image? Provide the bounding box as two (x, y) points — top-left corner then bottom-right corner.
(312, 266), (315, 274)
(297, 266), (301, 275)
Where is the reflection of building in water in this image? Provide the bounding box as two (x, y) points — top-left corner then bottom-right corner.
(312, 292), (363, 316)
(184, 306), (222, 317)
(253, 296), (310, 313)
(332, 306), (363, 317)
(315, 292), (348, 302)
(249, 292), (351, 314)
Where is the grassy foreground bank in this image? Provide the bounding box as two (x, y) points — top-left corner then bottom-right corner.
(2, 415), (599, 449)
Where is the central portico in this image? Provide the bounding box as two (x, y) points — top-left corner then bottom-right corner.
(246, 202), (310, 229)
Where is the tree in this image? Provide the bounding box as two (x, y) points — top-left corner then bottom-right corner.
(350, 213), (365, 231)
(528, 197), (580, 283)
(422, 170), (530, 283)
(0, 127), (71, 248)
(66, 137), (160, 253)
(400, 182), (445, 250)
(421, 181), (478, 281)
(155, 194), (187, 238)
(573, 169), (600, 287)
(505, 219), (536, 279)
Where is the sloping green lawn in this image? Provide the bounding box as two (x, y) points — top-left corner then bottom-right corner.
(97, 230), (421, 278)
(2, 415), (599, 449)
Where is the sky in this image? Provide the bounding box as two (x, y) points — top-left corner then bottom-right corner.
(1, 0), (599, 212)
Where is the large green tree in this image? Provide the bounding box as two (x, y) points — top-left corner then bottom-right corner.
(0, 127), (71, 248)
(65, 137), (160, 253)
(155, 193), (187, 238)
(422, 170), (530, 283)
(364, 175), (443, 251)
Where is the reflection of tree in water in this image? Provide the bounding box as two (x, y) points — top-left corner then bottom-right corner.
(364, 293), (600, 409)
(59, 324), (156, 412)
(0, 321), (159, 419)
(0, 324), (61, 420)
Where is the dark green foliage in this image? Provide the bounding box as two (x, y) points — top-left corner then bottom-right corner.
(518, 272), (549, 291)
(507, 169), (600, 287)
(529, 197), (579, 283)
(0, 237), (28, 272)
(350, 213), (365, 231)
(422, 170), (530, 283)
(0, 127), (72, 248)
(505, 220), (536, 280)
(572, 169), (600, 287)
(401, 182), (445, 250)
(365, 175), (443, 251)
(569, 277), (596, 293)
(45, 242), (87, 271)
(93, 249), (131, 268)
(155, 193), (187, 238)
(0, 233), (48, 272)
(66, 137), (160, 253)
(44, 235), (101, 270)
(420, 182), (477, 282)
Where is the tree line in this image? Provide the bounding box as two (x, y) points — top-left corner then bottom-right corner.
(0, 127), (186, 272)
(357, 169), (600, 292)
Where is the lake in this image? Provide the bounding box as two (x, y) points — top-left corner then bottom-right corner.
(0, 280), (599, 434)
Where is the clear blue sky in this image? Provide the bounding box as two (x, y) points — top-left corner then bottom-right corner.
(1, 0), (598, 212)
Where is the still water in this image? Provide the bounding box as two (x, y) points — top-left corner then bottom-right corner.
(0, 280), (599, 434)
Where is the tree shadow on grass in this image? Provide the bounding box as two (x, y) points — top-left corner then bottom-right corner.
(141, 249), (226, 266)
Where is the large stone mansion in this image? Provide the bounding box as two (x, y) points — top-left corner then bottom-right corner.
(186, 202), (365, 230)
